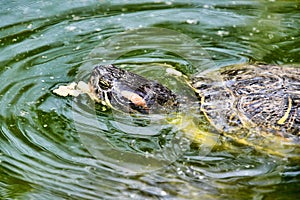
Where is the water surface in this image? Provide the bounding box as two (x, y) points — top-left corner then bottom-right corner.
(0, 0), (299, 199)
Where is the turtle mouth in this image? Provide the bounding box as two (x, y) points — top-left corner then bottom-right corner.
(88, 65), (178, 114)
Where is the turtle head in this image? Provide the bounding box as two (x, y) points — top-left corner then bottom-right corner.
(88, 64), (117, 104)
(89, 65), (178, 114)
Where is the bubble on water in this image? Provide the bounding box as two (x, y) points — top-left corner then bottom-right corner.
(203, 4), (214, 9)
(20, 110), (28, 117)
(27, 24), (33, 29)
(252, 27), (260, 33)
(160, 191), (167, 196)
(186, 19), (198, 25)
(72, 15), (81, 20)
(217, 30), (229, 37)
(268, 34), (274, 39)
(65, 26), (77, 31)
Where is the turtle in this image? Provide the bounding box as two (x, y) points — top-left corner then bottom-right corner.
(87, 64), (300, 156)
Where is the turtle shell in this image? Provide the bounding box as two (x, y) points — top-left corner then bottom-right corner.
(191, 64), (300, 139)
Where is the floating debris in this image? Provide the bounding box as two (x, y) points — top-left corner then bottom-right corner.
(53, 82), (81, 97)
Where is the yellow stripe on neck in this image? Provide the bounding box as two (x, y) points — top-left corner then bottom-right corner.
(277, 96), (292, 125)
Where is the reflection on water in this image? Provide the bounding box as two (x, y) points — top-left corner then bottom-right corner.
(0, 0), (299, 199)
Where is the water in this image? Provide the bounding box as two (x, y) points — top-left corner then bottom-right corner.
(0, 0), (299, 199)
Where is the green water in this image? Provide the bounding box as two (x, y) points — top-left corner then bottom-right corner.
(0, 0), (299, 199)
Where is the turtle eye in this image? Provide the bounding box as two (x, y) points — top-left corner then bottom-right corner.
(98, 79), (110, 90)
